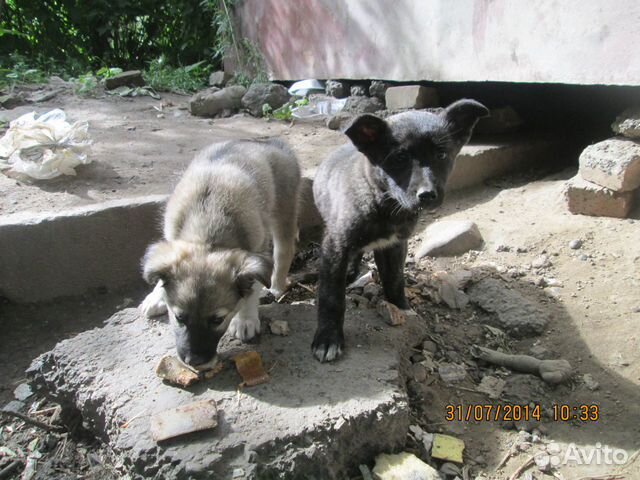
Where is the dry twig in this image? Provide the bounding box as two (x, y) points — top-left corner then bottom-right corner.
(508, 455), (534, 480)
(0, 409), (63, 433)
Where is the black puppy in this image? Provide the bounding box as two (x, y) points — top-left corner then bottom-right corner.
(312, 99), (489, 362)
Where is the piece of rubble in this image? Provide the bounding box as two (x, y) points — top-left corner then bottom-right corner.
(476, 375), (505, 399)
(241, 83), (290, 117)
(385, 85), (439, 110)
(432, 271), (469, 309)
(467, 278), (549, 337)
(565, 175), (634, 218)
(372, 452), (440, 480)
(0, 92), (28, 109)
(431, 434), (465, 463)
(325, 79), (348, 98)
(104, 70), (144, 90)
(415, 220), (483, 259)
(268, 319), (290, 336)
(439, 462), (462, 477)
(376, 300), (406, 326)
(363, 282), (383, 300)
(155, 355), (200, 387)
(438, 363), (467, 383)
(233, 351), (270, 387)
(471, 345), (573, 384)
(326, 112), (352, 130)
(612, 106), (640, 138)
(369, 80), (389, 100)
(350, 84), (368, 96)
(13, 383), (33, 401)
(189, 85), (246, 117)
(582, 373), (600, 391)
(568, 239), (583, 250)
(150, 398), (218, 442)
(342, 96), (385, 114)
(531, 254), (551, 269)
(579, 137), (640, 191)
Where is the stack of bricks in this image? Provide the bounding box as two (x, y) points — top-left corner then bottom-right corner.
(566, 107), (640, 218)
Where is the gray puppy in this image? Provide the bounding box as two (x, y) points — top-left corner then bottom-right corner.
(312, 99), (488, 362)
(141, 139), (300, 367)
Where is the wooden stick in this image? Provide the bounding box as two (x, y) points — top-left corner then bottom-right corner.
(508, 456), (534, 480)
(0, 460), (22, 480)
(0, 409), (63, 433)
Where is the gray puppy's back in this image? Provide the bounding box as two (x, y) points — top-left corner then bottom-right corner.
(164, 139), (300, 252)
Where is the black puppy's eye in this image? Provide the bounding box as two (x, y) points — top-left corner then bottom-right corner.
(208, 315), (224, 325)
(174, 313), (188, 325)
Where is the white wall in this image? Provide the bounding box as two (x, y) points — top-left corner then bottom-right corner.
(237, 0), (640, 86)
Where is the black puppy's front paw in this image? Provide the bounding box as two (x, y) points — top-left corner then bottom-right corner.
(311, 328), (344, 363)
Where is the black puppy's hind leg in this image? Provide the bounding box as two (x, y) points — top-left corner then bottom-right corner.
(312, 235), (349, 362)
(374, 240), (410, 310)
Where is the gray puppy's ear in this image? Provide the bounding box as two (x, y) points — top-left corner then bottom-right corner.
(142, 241), (176, 285)
(344, 114), (391, 159)
(442, 99), (489, 143)
(235, 253), (273, 297)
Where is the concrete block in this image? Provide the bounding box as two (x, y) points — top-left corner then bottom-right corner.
(447, 134), (561, 191)
(385, 86), (438, 110)
(104, 70), (144, 90)
(208, 70), (232, 88)
(28, 304), (425, 479)
(565, 175), (634, 218)
(579, 137), (640, 191)
(0, 195), (166, 303)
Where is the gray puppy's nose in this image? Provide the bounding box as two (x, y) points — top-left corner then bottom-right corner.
(417, 188), (438, 202)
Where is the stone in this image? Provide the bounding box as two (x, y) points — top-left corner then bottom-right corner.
(531, 254), (551, 269)
(342, 96), (385, 114)
(565, 175), (634, 218)
(208, 70), (231, 87)
(268, 319), (290, 336)
(569, 239), (583, 249)
(437, 363), (466, 383)
(3, 400), (25, 413)
(372, 452), (440, 480)
(431, 434), (465, 463)
(189, 86), (246, 117)
(13, 383), (33, 401)
(385, 85), (439, 110)
(326, 112), (353, 130)
(475, 106), (523, 134)
(439, 462), (462, 477)
(0, 92), (28, 109)
(422, 340), (437, 354)
(411, 363), (428, 382)
(369, 80), (389, 100)
(583, 373), (600, 391)
(612, 107), (640, 138)
(28, 305), (426, 478)
(476, 375), (505, 399)
(241, 83), (290, 117)
(325, 80), (348, 99)
(415, 220), (483, 259)
(350, 84), (368, 96)
(467, 278), (550, 337)
(363, 282), (383, 300)
(579, 137), (640, 191)
(104, 70), (144, 90)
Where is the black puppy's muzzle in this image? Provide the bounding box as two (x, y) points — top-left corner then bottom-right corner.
(416, 187), (443, 209)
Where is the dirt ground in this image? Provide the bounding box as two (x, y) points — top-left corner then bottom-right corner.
(1, 85), (639, 480)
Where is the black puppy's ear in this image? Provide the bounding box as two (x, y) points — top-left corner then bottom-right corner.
(142, 241), (176, 285)
(344, 114), (391, 158)
(442, 99), (489, 143)
(235, 253), (273, 297)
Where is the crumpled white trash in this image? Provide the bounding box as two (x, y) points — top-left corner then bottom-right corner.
(0, 109), (92, 179)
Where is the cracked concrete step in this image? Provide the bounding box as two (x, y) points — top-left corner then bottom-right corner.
(27, 304), (427, 479)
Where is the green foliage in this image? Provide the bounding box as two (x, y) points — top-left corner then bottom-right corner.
(0, 54), (47, 88)
(73, 73), (98, 96)
(143, 57), (211, 94)
(96, 67), (123, 80)
(263, 98), (310, 121)
(0, 0), (217, 69)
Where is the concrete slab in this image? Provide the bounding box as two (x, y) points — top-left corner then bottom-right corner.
(27, 304), (427, 479)
(0, 195), (166, 303)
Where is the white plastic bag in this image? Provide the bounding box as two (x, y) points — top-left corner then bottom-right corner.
(0, 109), (92, 179)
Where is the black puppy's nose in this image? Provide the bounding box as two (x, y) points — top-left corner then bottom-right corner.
(417, 189), (438, 202)
(182, 352), (208, 367)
